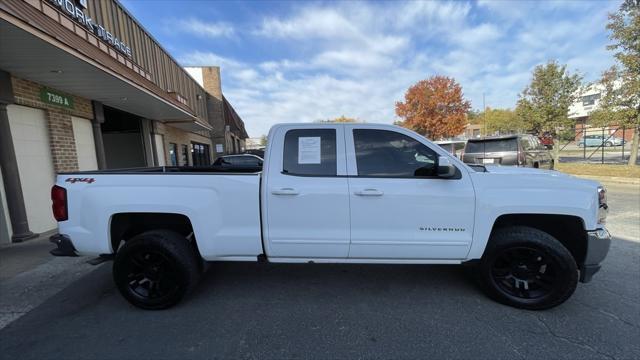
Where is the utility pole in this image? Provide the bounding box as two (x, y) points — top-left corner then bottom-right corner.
(483, 93), (487, 136)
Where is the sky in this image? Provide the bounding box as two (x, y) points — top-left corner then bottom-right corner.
(120, 0), (620, 137)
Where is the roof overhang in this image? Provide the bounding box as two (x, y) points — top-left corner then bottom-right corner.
(0, 14), (200, 124)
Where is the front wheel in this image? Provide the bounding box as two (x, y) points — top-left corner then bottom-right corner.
(476, 226), (578, 310)
(605, 141), (613, 147)
(113, 230), (201, 310)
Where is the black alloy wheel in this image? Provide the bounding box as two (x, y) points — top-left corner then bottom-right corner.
(124, 250), (181, 302)
(113, 230), (201, 310)
(490, 247), (556, 301)
(477, 226), (578, 310)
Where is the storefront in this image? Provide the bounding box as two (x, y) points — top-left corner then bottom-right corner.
(0, 0), (247, 244)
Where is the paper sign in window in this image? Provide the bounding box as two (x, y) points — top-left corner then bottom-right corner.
(298, 137), (321, 164)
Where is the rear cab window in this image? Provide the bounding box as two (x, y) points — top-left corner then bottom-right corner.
(465, 138), (518, 153)
(282, 129), (337, 176)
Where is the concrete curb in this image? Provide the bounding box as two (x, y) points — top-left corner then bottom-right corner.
(573, 174), (640, 185)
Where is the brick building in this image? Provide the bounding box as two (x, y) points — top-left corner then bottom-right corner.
(0, 0), (248, 244)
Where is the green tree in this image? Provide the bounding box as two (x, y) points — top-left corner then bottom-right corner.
(467, 109), (482, 125)
(317, 115), (360, 123)
(330, 115), (358, 123)
(481, 108), (526, 135)
(516, 60), (582, 162)
(589, 1), (639, 166)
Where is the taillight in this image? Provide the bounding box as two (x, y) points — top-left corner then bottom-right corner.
(51, 185), (68, 221)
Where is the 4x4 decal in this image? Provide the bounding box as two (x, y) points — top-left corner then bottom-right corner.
(65, 177), (95, 184)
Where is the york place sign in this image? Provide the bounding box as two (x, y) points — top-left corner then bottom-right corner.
(47, 0), (133, 58)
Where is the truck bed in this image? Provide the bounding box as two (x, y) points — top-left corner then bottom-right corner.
(56, 170), (263, 259)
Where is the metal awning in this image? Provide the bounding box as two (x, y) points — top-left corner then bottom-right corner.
(0, 18), (210, 131)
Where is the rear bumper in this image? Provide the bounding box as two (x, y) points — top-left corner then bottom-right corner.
(579, 228), (611, 283)
(49, 234), (78, 257)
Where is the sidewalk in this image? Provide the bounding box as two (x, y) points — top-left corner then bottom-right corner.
(0, 232), (97, 330)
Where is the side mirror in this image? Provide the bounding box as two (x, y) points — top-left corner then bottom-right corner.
(437, 156), (456, 178)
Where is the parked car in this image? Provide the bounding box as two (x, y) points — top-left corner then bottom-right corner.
(578, 135), (625, 147)
(51, 123), (609, 310)
(538, 133), (554, 149)
(244, 148), (265, 158)
(435, 140), (466, 159)
(211, 154), (263, 171)
(462, 134), (553, 169)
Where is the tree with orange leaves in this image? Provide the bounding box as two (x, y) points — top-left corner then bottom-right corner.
(395, 75), (471, 140)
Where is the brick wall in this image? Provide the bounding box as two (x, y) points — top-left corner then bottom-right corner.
(11, 76), (93, 172)
(155, 123), (212, 166)
(11, 77), (93, 118)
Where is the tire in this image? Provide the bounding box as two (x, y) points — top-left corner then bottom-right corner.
(476, 226), (578, 310)
(113, 230), (201, 310)
(605, 141), (613, 147)
(577, 143), (583, 148)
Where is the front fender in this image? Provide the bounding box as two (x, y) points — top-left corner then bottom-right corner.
(466, 171), (599, 259)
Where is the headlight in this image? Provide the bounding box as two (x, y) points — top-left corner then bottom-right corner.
(597, 186), (608, 224)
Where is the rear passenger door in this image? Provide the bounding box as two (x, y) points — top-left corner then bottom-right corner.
(263, 126), (350, 259)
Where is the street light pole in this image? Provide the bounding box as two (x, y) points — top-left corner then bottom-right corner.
(483, 93), (487, 136)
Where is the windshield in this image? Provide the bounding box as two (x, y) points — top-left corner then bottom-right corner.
(465, 138), (518, 153)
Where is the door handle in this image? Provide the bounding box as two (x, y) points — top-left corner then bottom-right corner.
(272, 188), (300, 196)
(354, 189), (384, 196)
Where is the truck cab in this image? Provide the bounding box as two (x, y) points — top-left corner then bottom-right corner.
(263, 124), (473, 260)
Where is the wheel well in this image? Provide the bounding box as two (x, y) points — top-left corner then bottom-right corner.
(533, 162), (539, 168)
(491, 214), (587, 265)
(109, 213), (195, 253)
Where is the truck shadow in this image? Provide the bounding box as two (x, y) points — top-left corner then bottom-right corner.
(193, 261), (479, 303)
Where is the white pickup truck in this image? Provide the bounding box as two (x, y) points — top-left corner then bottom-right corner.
(50, 123), (610, 310)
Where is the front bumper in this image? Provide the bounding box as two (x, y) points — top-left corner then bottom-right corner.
(579, 228), (611, 283)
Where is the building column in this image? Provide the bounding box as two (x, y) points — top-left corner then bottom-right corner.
(0, 71), (37, 242)
(140, 118), (156, 166)
(91, 101), (107, 170)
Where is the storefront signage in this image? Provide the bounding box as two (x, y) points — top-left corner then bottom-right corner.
(47, 0), (133, 58)
(40, 88), (74, 109)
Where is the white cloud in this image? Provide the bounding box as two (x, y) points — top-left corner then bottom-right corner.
(175, 18), (234, 38)
(396, 1), (471, 29)
(175, 1), (617, 137)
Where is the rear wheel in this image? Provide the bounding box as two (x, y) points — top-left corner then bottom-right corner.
(605, 141), (613, 147)
(113, 230), (201, 310)
(476, 226), (578, 310)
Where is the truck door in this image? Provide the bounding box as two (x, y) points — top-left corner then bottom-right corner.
(263, 126), (350, 258)
(345, 126), (475, 260)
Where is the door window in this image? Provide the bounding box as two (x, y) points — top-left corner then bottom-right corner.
(168, 143), (178, 166)
(283, 129), (336, 176)
(181, 144), (189, 166)
(353, 129), (438, 177)
(191, 142), (211, 166)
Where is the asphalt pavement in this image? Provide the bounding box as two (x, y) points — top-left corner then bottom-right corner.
(0, 183), (638, 360)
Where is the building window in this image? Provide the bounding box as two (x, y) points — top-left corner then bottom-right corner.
(181, 144), (189, 166)
(282, 129), (336, 176)
(191, 142), (211, 166)
(168, 143), (178, 166)
(582, 93), (600, 106)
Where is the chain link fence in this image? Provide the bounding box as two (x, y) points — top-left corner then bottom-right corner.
(557, 126), (638, 164)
